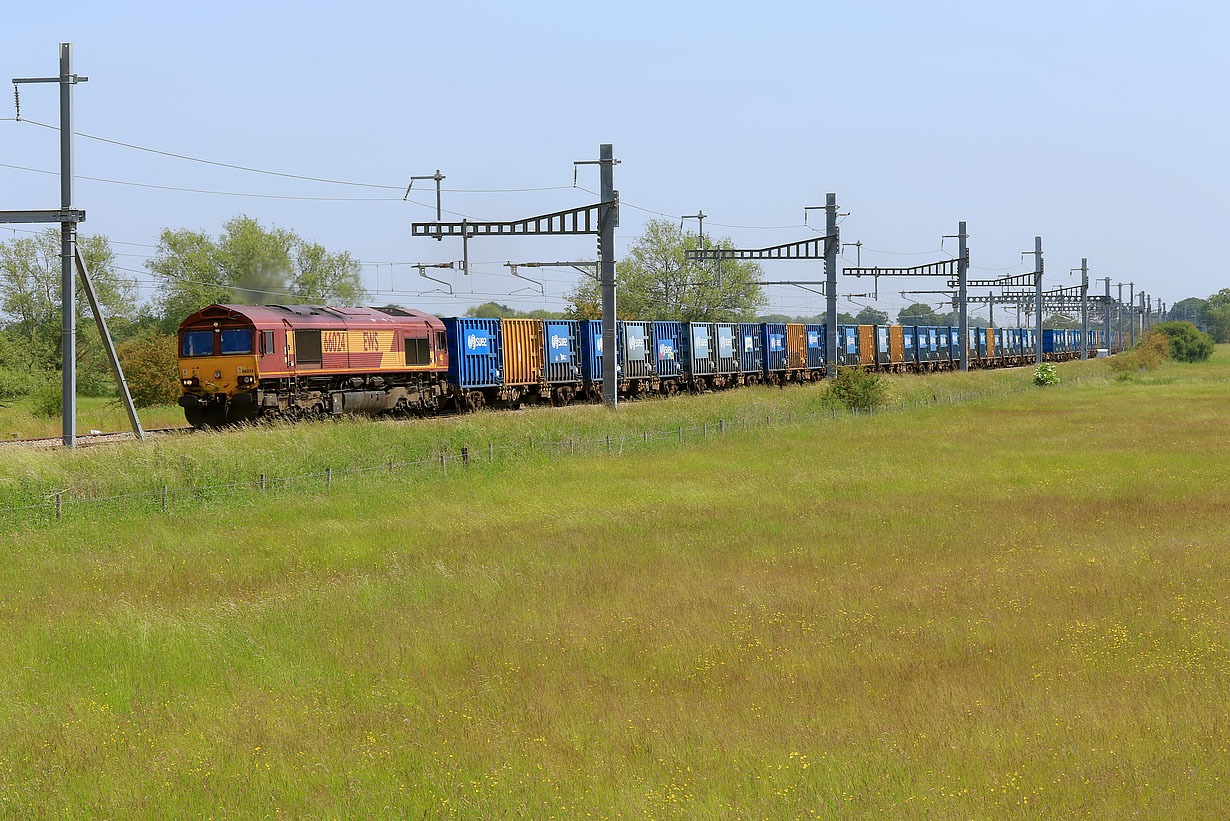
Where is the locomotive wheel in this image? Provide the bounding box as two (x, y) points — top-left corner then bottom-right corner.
(185, 405), (228, 429)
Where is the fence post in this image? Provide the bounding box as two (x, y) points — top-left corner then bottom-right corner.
(719, 419), (725, 435)
(606, 435), (611, 452)
(570, 437), (575, 455)
(441, 453), (447, 476)
(54, 491), (63, 522)
(161, 483), (168, 513)
(326, 467), (332, 489)
(644, 430), (648, 444)
(259, 473), (266, 492)
(488, 441), (494, 462)
(389, 457), (395, 473)
(678, 425), (683, 443)
(461, 447), (469, 466)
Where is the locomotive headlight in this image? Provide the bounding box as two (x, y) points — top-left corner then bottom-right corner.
(182, 376), (199, 387)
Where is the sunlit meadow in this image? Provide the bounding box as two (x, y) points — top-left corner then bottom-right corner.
(0, 350), (1225, 817)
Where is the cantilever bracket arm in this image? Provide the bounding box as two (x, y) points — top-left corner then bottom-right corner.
(504, 263), (545, 295)
(415, 262), (455, 295)
(686, 233), (836, 261)
(411, 202), (614, 238)
(845, 257), (965, 278)
(73, 248), (144, 442)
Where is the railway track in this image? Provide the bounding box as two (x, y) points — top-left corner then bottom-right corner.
(0, 426), (194, 449)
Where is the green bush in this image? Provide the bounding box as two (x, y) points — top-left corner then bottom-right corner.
(1151, 321), (1214, 363)
(1033, 362), (1060, 386)
(1109, 330), (1169, 379)
(0, 366), (50, 400)
(117, 330), (181, 407)
(32, 383), (63, 417)
(824, 366), (886, 410)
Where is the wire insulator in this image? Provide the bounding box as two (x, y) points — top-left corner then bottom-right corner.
(13, 84), (19, 121)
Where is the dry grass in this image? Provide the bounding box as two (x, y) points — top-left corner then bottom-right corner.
(0, 350), (1226, 817)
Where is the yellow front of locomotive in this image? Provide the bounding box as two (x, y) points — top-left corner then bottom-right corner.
(177, 320), (260, 426)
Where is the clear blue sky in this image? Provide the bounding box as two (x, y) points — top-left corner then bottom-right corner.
(4, 0), (1226, 319)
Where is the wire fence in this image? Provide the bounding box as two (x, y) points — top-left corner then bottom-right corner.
(0, 380), (1066, 528)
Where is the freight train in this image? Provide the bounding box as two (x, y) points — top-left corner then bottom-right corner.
(176, 303), (1125, 427)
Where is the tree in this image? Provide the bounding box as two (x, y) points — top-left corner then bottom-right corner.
(1151, 321), (1214, 362)
(1202, 289), (1230, 343)
(854, 307), (889, 325)
(1170, 296), (1207, 328)
(116, 330), (180, 407)
(147, 215), (365, 330)
(565, 219), (766, 322)
(754, 311), (856, 325)
(0, 228), (137, 392)
(897, 303), (943, 325)
(463, 302), (564, 320)
(1042, 313), (1080, 329)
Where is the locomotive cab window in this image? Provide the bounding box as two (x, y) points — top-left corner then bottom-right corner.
(295, 330), (322, 365)
(220, 329), (252, 355)
(181, 330), (214, 356)
(259, 330), (275, 355)
(435, 330), (445, 351)
(405, 336), (431, 366)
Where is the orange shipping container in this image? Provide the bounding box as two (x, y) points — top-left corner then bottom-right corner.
(986, 327), (996, 357)
(858, 325), (875, 365)
(786, 323), (807, 369)
(889, 325), (904, 363)
(500, 318), (544, 386)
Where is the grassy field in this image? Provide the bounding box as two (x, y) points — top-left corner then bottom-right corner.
(0, 351), (1226, 817)
(0, 354), (1128, 514)
(0, 395), (185, 439)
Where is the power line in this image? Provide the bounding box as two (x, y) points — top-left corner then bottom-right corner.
(7, 118), (575, 194)
(0, 160), (451, 206)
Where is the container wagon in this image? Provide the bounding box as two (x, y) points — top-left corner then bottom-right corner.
(682, 322), (716, 391)
(737, 323), (764, 385)
(785, 323), (808, 380)
(761, 323), (788, 385)
(619, 320), (657, 397)
(713, 323), (740, 388)
(543, 319), (583, 404)
(805, 324), (826, 377)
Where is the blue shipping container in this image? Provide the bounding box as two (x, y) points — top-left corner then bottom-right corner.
(805, 324), (825, 369)
(737, 323), (762, 375)
(444, 317), (504, 388)
(579, 319), (621, 382)
(543, 320), (581, 383)
(620, 321), (655, 379)
(683, 322), (716, 376)
(714, 323), (739, 374)
(653, 321), (683, 378)
(761, 323), (787, 372)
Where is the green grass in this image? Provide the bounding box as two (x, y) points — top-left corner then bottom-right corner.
(0, 395), (184, 439)
(0, 351), (1227, 817)
(0, 354), (1147, 516)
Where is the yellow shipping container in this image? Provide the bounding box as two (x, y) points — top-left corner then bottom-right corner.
(858, 325), (875, 366)
(786, 323), (807, 370)
(889, 325), (904, 363)
(500, 318), (544, 386)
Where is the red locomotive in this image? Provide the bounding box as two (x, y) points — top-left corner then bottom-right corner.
(176, 304), (448, 427)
